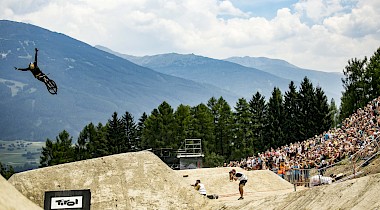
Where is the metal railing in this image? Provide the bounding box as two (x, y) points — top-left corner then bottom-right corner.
(350, 136), (380, 172)
(275, 136), (380, 190)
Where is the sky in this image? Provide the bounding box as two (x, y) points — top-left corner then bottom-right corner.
(1, 0), (379, 72)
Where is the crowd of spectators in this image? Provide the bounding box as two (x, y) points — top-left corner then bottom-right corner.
(225, 96), (380, 184)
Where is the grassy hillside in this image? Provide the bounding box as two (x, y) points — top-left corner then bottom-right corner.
(0, 140), (44, 170)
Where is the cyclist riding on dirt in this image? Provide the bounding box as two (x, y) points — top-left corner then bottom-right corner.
(14, 48), (47, 83)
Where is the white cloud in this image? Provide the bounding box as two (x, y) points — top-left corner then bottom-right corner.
(1, 0), (379, 72)
(323, 0), (380, 38)
(294, 0), (346, 22)
(218, 0), (249, 17)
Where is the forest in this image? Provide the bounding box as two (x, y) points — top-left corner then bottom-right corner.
(38, 76), (336, 168)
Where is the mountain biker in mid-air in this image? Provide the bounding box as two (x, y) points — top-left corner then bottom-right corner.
(14, 48), (57, 94)
(14, 48), (47, 83)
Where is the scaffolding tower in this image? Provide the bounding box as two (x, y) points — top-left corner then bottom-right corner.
(177, 139), (204, 169)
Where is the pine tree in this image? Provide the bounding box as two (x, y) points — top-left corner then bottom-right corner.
(40, 130), (75, 167)
(142, 102), (176, 149)
(298, 77), (316, 140)
(217, 97), (233, 157)
(366, 47), (380, 100)
(329, 98), (339, 128)
(92, 122), (108, 157)
(314, 86), (332, 134)
(136, 112), (147, 150)
(40, 139), (53, 167)
(174, 104), (191, 148)
(208, 97), (233, 156)
(157, 101), (176, 148)
(340, 47), (380, 121)
(283, 81), (300, 145)
(106, 112), (126, 154)
(122, 111), (138, 152)
(248, 92), (267, 152)
(265, 87), (285, 149)
(207, 97), (219, 154)
(142, 109), (161, 149)
(232, 98), (253, 159)
(189, 103), (215, 154)
(75, 123), (97, 160)
(0, 162), (15, 179)
(340, 57), (368, 120)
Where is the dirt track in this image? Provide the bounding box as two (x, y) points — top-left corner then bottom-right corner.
(2, 151), (380, 210)
(206, 172), (380, 210)
(176, 167), (295, 199)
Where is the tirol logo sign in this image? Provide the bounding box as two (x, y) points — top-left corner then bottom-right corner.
(44, 189), (91, 210)
(51, 196), (83, 209)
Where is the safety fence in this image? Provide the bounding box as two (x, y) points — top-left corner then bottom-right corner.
(350, 136), (380, 174)
(284, 167), (341, 191)
(281, 136), (380, 191)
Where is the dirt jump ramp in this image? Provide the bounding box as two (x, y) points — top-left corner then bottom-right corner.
(8, 151), (208, 210)
(7, 151), (380, 210)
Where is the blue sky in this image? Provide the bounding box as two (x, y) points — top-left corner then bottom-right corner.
(230, 0), (299, 19)
(1, 0), (379, 72)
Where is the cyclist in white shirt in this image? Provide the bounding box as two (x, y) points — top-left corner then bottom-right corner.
(192, 180), (207, 196)
(229, 169), (248, 200)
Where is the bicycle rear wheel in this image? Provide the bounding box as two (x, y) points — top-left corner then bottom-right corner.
(45, 79), (58, 94)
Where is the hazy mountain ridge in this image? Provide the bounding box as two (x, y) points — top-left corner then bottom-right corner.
(97, 46), (343, 105)
(225, 56), (299, 69)
(224, 56), (343, 104)
(0, 20), (237, 140)
(96, 46), (293, 98)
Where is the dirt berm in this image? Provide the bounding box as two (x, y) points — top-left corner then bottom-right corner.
(8, 151), (209, 210)
(205, 172), (380, 210)
(176, 167), (294, 199)
(0, 175), (42, 210)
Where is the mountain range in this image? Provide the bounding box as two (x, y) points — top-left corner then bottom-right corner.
(224, 56), (343, 99)
(0, 20), (343, 141)
(96, 46), (343, 105)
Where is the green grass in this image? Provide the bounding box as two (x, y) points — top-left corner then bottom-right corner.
(0, 140), (45, 168)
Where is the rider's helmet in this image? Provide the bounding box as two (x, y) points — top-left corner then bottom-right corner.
(29, 62), (35, 69)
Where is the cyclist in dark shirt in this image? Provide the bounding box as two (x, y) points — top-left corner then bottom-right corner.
(14, 48), (47, 83)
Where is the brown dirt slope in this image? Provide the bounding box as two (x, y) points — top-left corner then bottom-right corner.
(176, 167), (293, 197)
(8, 151), (209, 210)
(6, 151), (380, 210)
(177, 159), (380, 210)
(358, 154), (380, 177)
(205, 172), (380, 210)
(217, 174), (380, 210)
(0, 175), (42, 210)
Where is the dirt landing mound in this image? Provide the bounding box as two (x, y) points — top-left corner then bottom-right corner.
(274, 173), (380, 210)
(8, 151), (208, 210)
(0, 175), (42, 210)
(177, 167), (293, 200)
(206, 172), (380, 210)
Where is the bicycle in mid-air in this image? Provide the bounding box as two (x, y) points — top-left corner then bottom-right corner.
(39, 74), (58, 95)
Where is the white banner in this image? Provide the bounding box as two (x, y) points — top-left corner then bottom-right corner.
(50, 196), (83, 209)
